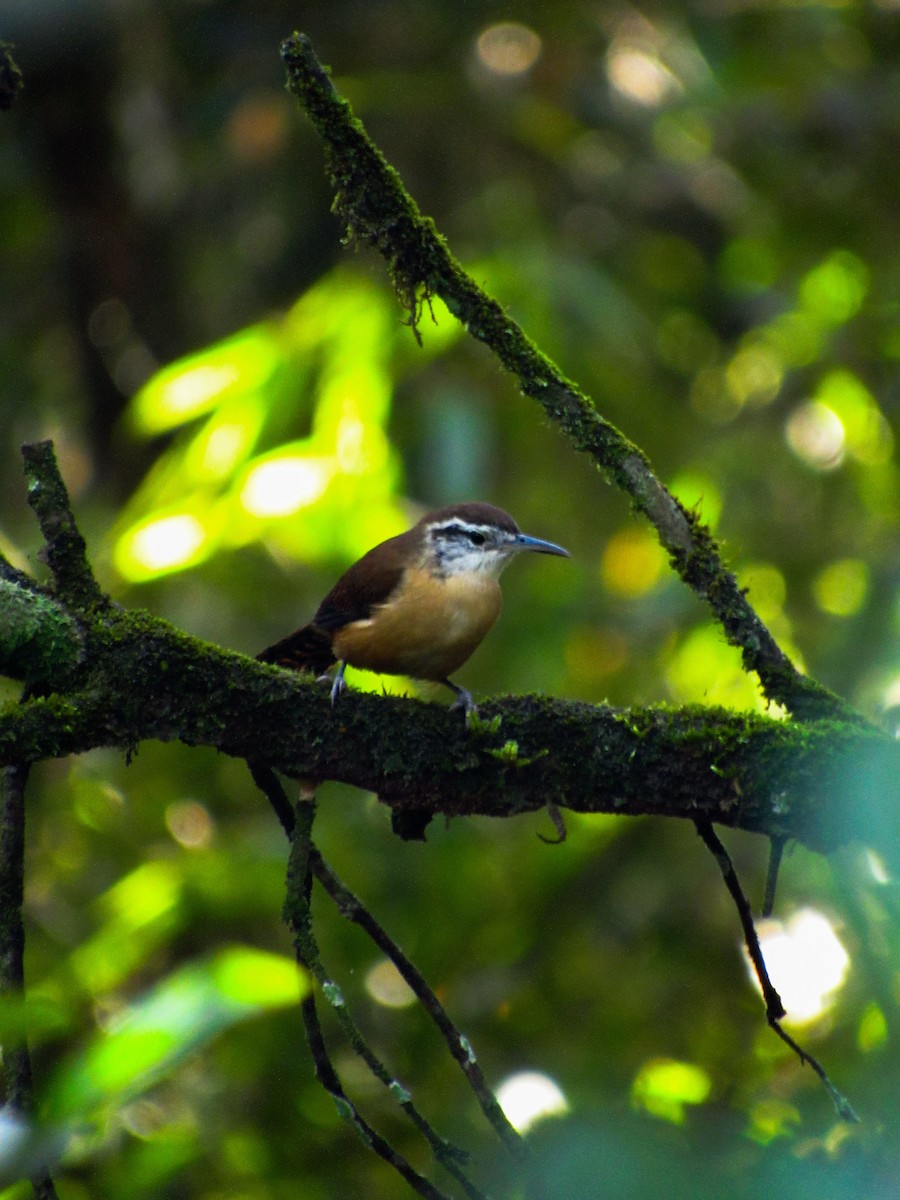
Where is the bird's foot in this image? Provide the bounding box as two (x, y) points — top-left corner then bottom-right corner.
(444, 680), (476, 719)
(325, 663), (347, 705)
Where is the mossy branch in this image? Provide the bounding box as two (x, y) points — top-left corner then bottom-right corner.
(0, 580), (83, 687)
(279, 32), (856, 727)
(0, 564), (896, 865)
(20, 441), (107, 613)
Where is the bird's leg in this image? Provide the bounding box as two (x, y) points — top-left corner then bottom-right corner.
(326, 662), (347, 705)
(442, 678), (476, 716)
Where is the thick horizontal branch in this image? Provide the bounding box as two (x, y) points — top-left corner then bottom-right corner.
(0, 600), (895, 864)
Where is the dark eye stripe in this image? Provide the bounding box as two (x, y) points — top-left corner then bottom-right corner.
(438, 524), (487, 545)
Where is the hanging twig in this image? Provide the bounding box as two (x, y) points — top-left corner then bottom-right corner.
(310, 848), (526, 1160)
(1, 762), (61, 1200)
(762, 835), (787, 918)
(300, 991), (453, 1200)
(279, 785), (493, 1199)
(694, 819), (858, 1122)
(536, 801), (567, 845)
(247, 760), (295, 836)
(249, 759), (523, 1163)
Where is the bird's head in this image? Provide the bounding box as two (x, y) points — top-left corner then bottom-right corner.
(419, 502), (570, 579)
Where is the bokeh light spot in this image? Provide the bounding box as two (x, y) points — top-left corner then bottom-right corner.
(785, 401), (845, 470)
(750, 909), (849, 1025)
(799, 251), (869, 326)
(600, 527), (667, 597)
(153, 365), (236, 421)
(725, 344), (783, 408)
(131, 327), (279, 434)
(364, 960), (417, 1010)
(666, 624), (764, 710)
(857, 1003), (888, 1053)
(762, 311), (824, 368)
(812, 559), (869, 617)
(476, 23), (542, 76)
(496, 1071), (568, 1133)
(241, 456), (332, 518)
(193, 418), (257, 481)
(211, 948), (305, 1008)
(607, 44), (681, 106)
(669, 471), (722, 529)
(739, 563), (787, 623)
(747, 1097), (801, 1145)
(165, 801), (214, 850)
(116, 514), (207, 579)
(815, 370), (894, 466)
(632, 1058), (711, 1124)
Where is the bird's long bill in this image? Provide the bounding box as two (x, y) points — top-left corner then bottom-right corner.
(515, 533), (571, 557)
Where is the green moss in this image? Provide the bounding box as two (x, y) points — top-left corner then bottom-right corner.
(0, 580), (83, 685)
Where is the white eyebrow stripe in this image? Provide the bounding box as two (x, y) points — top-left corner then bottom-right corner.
(427, 521), (506, 536)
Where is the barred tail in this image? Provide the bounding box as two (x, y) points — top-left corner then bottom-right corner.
(257, 624), (335, 676)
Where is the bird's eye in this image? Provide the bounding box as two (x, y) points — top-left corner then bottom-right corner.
(439, 524), (485, 545)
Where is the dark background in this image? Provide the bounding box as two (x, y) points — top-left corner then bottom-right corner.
(1, 2), (897, 1197)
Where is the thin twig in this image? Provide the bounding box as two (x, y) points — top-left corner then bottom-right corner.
(311, 849), (526, 1160)
(762, 836), (787, 918)
(300, 992), (453, 1200)
(766, 1017), (859, 1122)
(280, 788), (491, 1198)
(250, 759), (522, 1165)
(1, 763), (35, 1104)
(1, 762), (61, 1200)
(694, 819), (858, 1122)
(536, 801), (567, 845)
(247, 760), (295, 836)
(693, 819), (786, 1022)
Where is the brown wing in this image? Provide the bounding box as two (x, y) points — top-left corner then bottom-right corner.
(257, 526), (414, 671)
(311, 527), (414, 631)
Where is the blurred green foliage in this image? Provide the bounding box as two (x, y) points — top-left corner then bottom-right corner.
(1, 2), (898, 1197)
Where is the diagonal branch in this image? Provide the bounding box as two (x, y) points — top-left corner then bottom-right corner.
(279, 32), (858, 726)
